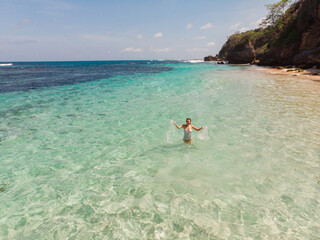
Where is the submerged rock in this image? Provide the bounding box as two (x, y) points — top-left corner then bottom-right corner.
(0, 183), (8, 193)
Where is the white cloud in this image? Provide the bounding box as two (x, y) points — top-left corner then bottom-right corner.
(121, 47), (143, 53)
(137, 34), (143, 39)
(250, 18), (264, 28)
(256, 18), (263, 26)
(193, 36), (206, 40)
(229, 22), (242, 30)
(186, 24), (193, 29)
(186, 48), (209, 53)
(207, 42), (216, 47)
(200, 23), (214, 30)
(240, 27), (249, 32)
(153, 32), (163, 38)
(151, 48), (171, 53)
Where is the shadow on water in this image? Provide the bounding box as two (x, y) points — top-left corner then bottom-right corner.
(0, 104), (35, 118)
(0, 61), (173, 93)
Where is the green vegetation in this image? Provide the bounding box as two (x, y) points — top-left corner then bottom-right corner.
(220, 27), (273, 59)
(219, 0), (304, 63)
(285, 68), (304, 72)
(255, 43), (269, 55)
(227, 30), (255, 51)
(272, 14), (300, 47)
(261, 0), (293, 29)
(262, 0), (301, 47)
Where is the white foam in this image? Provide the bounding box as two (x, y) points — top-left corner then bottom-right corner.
(182, 60), (204, 63)
(167, 120), (180, 144)
(197, 126), (209, 140)
(0, 63), (13, 66)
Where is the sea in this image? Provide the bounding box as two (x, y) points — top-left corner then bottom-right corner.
(0, 61), (319, 239)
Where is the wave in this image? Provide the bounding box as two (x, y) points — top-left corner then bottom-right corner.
(182, 60), (204, 63)
(0, 63), (13, 66)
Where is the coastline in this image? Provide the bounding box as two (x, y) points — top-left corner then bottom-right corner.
(256, 66), (320, 82)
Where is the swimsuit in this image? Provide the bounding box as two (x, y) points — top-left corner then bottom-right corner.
(183, 125), (192, 140)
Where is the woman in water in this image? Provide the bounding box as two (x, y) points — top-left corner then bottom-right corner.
(173, 118), (204, 143)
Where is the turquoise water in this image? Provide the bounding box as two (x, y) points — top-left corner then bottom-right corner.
(0, 62), (320, 239)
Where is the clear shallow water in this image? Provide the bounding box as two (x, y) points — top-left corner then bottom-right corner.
(0, 61), (320, 239)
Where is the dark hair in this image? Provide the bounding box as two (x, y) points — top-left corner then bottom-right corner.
(186, 118), (191, 122)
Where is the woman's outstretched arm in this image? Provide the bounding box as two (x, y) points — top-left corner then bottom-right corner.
(192, 125), (204, 131)
(173, 121), (183, 129)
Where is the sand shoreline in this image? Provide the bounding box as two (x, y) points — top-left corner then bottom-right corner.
(256, 66), (320, 81)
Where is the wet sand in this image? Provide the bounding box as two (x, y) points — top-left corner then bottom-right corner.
(257, 66), (320, 81)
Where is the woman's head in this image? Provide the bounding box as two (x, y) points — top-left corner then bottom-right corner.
(186, 118), (191, 124)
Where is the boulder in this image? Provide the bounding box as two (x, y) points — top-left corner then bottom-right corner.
(204, 55), (218, 61)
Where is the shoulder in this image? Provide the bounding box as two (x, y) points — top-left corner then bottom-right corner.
(182, 124), (186, 128)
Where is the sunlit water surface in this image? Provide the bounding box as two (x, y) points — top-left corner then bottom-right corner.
(0, 61), (319, 239)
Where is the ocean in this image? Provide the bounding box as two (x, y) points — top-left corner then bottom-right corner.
(0, 61), (319, 239)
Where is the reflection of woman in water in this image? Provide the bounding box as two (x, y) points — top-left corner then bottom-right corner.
(173, 118), (204, 143)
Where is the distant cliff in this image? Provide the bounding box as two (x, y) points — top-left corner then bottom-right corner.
(216, 0), (320, 68)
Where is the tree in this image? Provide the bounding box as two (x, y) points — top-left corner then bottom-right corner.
(260, 0), (293, 28)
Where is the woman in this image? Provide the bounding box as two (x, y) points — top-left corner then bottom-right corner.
(173, 118), (204, 143)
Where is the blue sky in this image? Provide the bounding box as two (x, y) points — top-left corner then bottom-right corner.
(0, 0), (275, 61)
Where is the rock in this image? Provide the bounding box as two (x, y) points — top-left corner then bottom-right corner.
(218, 31), (257, 64)
(204, 54), (225, 61)
(222, 44), (255, 64)
(204, 55), (217, 61)
(0, 183), (8, 193)
(215, 0), (320, 67)
(293, 46), (320, 67)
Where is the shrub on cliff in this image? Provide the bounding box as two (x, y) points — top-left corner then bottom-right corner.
(218, 0), (320, 67)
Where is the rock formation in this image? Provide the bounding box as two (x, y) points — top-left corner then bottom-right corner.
(204, 55), (217, 61)
(216, 0), (320, 67)
(204, 54), (225, 62)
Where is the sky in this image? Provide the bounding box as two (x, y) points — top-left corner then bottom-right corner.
(0, 0), (276, 61)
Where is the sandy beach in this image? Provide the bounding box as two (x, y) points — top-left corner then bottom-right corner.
(258, 66), (320, 81)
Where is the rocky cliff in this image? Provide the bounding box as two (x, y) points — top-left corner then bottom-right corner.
(217, 0), (320, 67)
